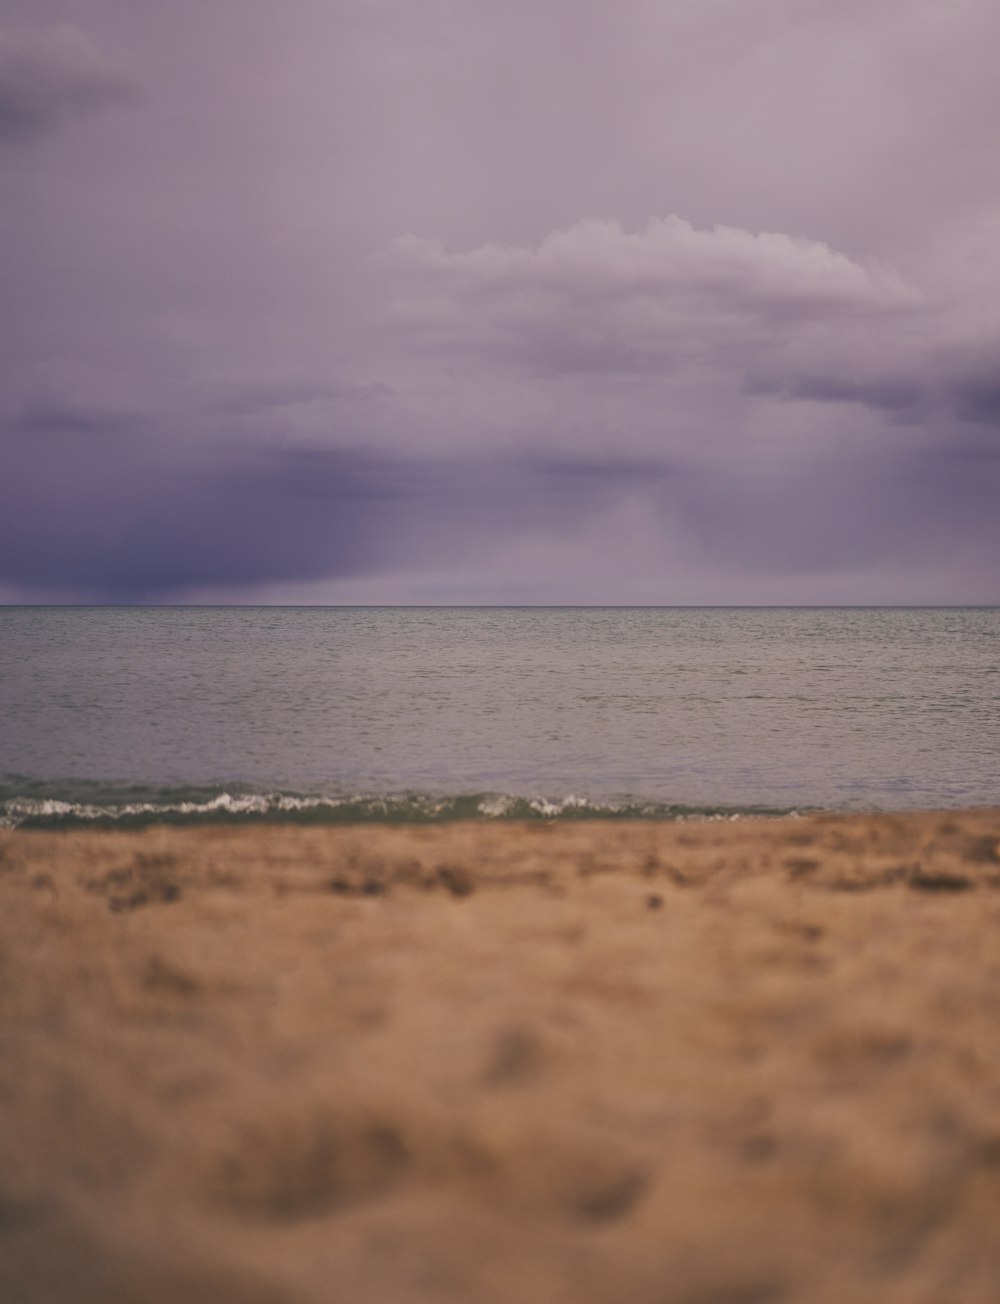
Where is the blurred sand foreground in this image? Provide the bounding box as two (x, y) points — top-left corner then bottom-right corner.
(2, 812), (1000, 1304)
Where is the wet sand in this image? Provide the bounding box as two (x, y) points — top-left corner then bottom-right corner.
(2, 810), (1000, 1303)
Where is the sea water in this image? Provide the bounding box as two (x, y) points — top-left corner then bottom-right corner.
(1, 606), (998, 827)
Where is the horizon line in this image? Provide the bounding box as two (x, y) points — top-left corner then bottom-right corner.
(3, 603), (999, 612)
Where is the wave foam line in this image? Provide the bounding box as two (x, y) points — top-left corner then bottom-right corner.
(0, 789), (790, 830)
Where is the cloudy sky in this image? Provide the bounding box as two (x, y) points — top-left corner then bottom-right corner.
(2, 0), (999, 603)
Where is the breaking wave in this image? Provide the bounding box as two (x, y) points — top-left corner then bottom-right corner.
(0, 778), (792, 830)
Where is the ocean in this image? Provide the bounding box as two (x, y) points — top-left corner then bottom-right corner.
(1, 606), (997, 828)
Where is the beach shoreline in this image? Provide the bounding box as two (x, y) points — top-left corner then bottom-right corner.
(2, 809), (1000, 1302)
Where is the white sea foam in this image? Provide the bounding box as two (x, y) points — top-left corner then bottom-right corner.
(0, 791), (346, 829)
(0, 787), (772, 829)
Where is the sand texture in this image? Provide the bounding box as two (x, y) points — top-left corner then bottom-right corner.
(2, 811), (1000, 1303)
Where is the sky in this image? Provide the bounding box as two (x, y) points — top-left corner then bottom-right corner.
(2, 0), (999, 604)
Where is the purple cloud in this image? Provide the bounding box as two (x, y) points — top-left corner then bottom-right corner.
(0, 26), (138, 142)
(4, 401), (999, 604)
(1, 0), (999, 603)
(383, 217), (922, 375)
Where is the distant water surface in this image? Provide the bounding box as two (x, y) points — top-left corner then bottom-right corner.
(1, 607), (998, 826)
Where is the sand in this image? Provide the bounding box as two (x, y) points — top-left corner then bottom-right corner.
(2, 810), (1000, 1304)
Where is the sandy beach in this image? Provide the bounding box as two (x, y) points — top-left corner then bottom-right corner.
(2, 810), (1000, 1303)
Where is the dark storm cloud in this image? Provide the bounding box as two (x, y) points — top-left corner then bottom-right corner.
(13, 401), (142, 437)
(0, 417), (677, 599)
(747, 355), (1000, 433)
(754, 375), (930, 418)
(6, 392), (998, 603)
(0, 25), (138, 142)
(949, 378), (1000, 428)
(2, 0), (999, 602)
(0, 433), (388, 598)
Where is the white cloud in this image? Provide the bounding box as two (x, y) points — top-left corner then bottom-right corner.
(383, 216), (925, 378)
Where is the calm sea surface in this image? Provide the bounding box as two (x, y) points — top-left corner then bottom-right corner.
(1, 607), (998, 826)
